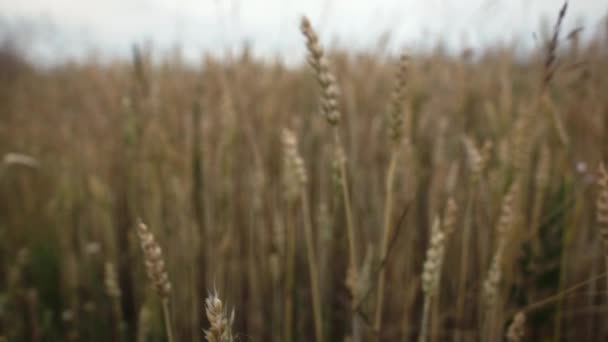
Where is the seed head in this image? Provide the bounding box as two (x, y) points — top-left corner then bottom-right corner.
(136, 221), (171, 298)
(422, 217), (446, 296)
(596, 163), (608, 251)
(205, 291), (234, 342)
(301, 16), (341, 125)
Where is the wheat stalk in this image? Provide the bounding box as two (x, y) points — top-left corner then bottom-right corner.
(456, 137), (490, 339)
(375, 52), (410, 337)
(104, 262), (124, 342)
(136, 220), (173, 342)
(482, 182), (518, 341)
(419, 217), (446, 342)
(281, 128), (324, 342)
(300, 16), (360, 341)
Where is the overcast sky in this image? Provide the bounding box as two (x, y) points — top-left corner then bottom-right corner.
(1, 0), (607, 63)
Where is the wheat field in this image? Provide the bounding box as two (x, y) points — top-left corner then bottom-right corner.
(2, 5), (608, 342)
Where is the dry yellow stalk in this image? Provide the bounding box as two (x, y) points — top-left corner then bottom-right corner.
(105, 261), (124, 341)
(530, 145), (551, 251)
(512, 113), (532, 173)
(136, 305), (151, 342)
(348, 246), (374, 306)
(482, 182), (518, 340)
(535, 145), (551, 192)
(281, 127), (324, 342)
(375, 52), (410, 337)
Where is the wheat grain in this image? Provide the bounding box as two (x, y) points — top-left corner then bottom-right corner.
(419, 217), (446, 342)
(136, 221), (171, 298)
(388, 54), (409, 143)
(104, 262), (121, 298)
(300, 16), (341, 126)
(204, 291), (235, 342)
(136, 220), (173, 342)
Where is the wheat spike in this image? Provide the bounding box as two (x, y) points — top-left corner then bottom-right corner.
(281, 128), (307, 200)
(136, 220), (173, 342)
(204, 291), (235, 342)
(596, 163), (608, 251)
(419, 217), (446, 342)
(422, 218), (446, 296)
(463, 137), (491, 182)
(136, 221), (171, 298)
(300, 16), (341, 125)
(483, 242), (505, 308)
(483, 183), (518, 306)
(496, 182), (518, 238)
(506, 312), (526, 342)
(104, 262), (121, 298)
(596, 162), (608, 296)
(442, 198), (458, 236)
(388, 54), (409, 143)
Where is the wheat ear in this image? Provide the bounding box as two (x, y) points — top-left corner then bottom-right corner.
(418, 217), (446, 342)
(300, 16), (340, 126)
(596, 162), (608, 292)
(136, 221), (173, 342)
(506, 312), (526, 342)
(204, 291), (235, 342)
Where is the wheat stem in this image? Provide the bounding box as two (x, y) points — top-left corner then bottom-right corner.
(301, 190), (324, 342)
(455, 183), (475, 341)
(374, 152), (398, 334)
(162, 299), (174, 342)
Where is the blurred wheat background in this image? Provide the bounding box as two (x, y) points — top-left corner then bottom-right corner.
(2, 1), (608, 341)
